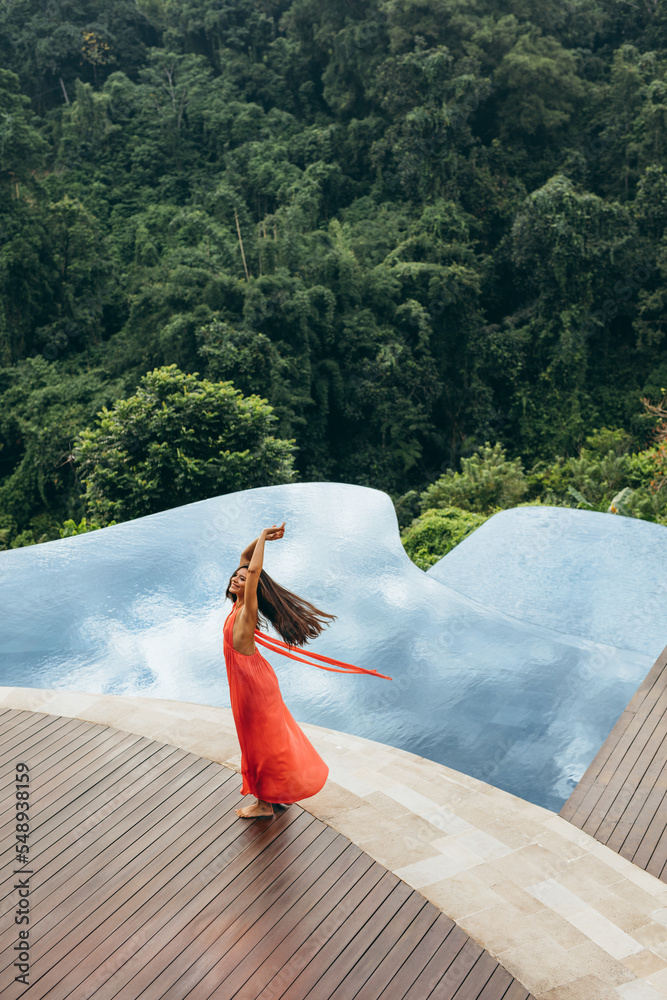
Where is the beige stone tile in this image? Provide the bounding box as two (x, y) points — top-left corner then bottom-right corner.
(563, 941), (639, 987)
(98, 707), (186, 740)
(72, 697), (143, 729)
(526, 878), (587, 917)
(362, 789), (413, 820)
(534, 973), (625, 999)
(556, 868), (618, 908)
(376, 762), (464, 803)
(421, 872), (503, 920)
(644, 966), (667, 992)
(429, 836), (486, 870)
(394, 851), (478, 889)
(459, 904), (549, 955)
(303, 781), (361, 820)
(621, 950), (667, 978)
(382, 785), (473, 835)
(496, 936), (583, 993)
(619, 865), (667, 899)
(481, 821), (536, 851)
(147, 717), (225, 751)
(325, 766), (377, 798)
(594, 897), (657, 936)
(446, 827), (515, 862)
(492, 878), (548, 916)
(617, 980), (667, 999)
(567, 909), (644, 960)
(651, 909), (667, 928)
(355, 831), (440, 870)
(608, 881), (667, 917)
(325, 804), (403, 846)
(564, 853), (630, 888)
(188, 735), (240, 763)
(483, 844), (571, 888)
(632, 922), (667, 951)
(531, 909), (591, 951)
(536, 829), (594, 864)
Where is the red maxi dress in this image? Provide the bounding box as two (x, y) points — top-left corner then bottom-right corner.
(223, 602), (391, 804)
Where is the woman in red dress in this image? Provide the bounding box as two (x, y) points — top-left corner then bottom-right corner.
(223, 523), (333, 818)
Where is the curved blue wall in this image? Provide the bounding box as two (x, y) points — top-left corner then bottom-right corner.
(1, 484), (665, 811)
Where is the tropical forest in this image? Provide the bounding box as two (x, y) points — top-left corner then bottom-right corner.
(1, 0), (667, 565)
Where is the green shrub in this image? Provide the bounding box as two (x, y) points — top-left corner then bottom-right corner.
(401, 506), (488, 570)
(419, 442), (528, 514)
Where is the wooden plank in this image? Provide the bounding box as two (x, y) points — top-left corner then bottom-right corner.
(23, 769), (241, 975)
(62, 809), (309, 1000)
(242, 851), (375, 1000)
(152, 819), (336, 1000)
(474, 964), (514, 1000)
(450, 950), (500, 1000)
(401, 925), (470, 1000)
(601, 731), (667, 851)
(614, 758), (667, 861)
(429, 938), (485, 999)
(632, 793), (667, 872)
(0, 756), (223, 984)
(30, 777), (263, 999)
(0, 714), (84, 769)
(295, 879), (414, 1000)
(268, 864), (391, 1000)
(373, 919), (458, 1000)
(0, 713), (536, 1000)
(561, 643), (667, 883)
(580, 682), (667, 838)
(327, 893), (431, 1000)
(201, 832), (352, 996)
(0, 728), (153, 844)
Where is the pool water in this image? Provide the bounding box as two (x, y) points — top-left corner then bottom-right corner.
(1, 483), (665, 812)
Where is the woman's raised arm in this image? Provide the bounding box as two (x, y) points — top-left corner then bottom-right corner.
(241, 523), (286, 621)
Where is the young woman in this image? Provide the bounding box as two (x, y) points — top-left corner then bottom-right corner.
(224, 522), (390, 818)
(223, 523), (332, 817)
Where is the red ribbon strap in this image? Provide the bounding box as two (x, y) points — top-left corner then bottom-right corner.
(254, 631), (392, 681)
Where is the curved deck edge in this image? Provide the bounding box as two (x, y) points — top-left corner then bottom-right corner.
(1, 686), (667, 998)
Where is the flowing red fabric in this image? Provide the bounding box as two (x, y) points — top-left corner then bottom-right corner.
(223, 603), (329, 803)
(253, 631), (393, 680)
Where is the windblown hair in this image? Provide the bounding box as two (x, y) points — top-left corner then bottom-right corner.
(225, 566), (336, 646)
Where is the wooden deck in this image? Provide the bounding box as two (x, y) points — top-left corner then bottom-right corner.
(561, 641), (667, 881)
(0, 708), (532, 1000)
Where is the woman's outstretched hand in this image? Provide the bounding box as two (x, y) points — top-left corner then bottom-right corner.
(263, 522), (286, 541)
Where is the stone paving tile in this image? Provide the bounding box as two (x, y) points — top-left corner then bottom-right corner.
(622, 952), (667, 979)
(536, 974), (624, 999)
(421, 872), (506, 920)
(617, 980), (667, 998)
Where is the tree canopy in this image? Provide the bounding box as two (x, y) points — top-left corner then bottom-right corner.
(1, 0), (667, 547)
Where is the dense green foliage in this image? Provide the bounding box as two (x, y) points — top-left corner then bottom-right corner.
(75, 365), (295, 524)
(420, 441), (527, 513)
(400, 430), (667, 568)
(401, 506), (488, 569)
(2, 0), (667, 547)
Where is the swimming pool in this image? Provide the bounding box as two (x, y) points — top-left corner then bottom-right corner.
(1, 483), (665, 812)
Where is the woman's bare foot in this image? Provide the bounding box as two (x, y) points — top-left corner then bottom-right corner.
(235, 799), (274, 818)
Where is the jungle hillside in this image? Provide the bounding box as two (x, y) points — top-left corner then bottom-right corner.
(2, 0), (667, 553)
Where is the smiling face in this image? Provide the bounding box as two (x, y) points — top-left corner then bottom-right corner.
(227, 566), (248, 601)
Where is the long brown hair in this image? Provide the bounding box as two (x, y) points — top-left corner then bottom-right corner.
(225, 566), (336, 646)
